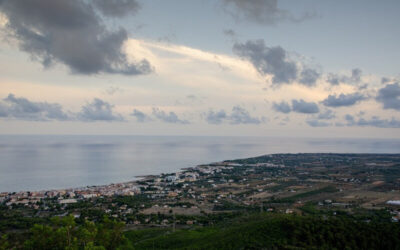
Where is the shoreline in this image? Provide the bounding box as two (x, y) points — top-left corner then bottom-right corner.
(2, 152), (400, 202)
(3, 152), (400, 195)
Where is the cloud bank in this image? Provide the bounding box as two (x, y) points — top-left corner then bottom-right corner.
(205, 106), (262, 125)
(0, 94), (70, 121)
(322, 93), (366, 107)
(78, 98), (123, 121)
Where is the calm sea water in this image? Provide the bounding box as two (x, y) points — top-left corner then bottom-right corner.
(0, 135), (399, 192)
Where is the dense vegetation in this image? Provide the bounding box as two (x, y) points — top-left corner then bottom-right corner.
(128, 213), (400, 249)
(6, 215), (130, 250)
(1, 212), (399, 249)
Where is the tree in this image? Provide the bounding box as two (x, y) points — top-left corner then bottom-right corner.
(0, 234), (9, 250)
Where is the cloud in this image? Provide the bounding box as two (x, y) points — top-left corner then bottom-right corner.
(358, 83), (368, 90)
(326, 73), (340, 85)
(381, 77), (391, 84)
(221, 0), (316, 25)
(299, 68), (320, 87)
(304, 109), (335, 127)
(272, 101), (291, 113)
(230, 106), (262, 124)
(291, 99), (319, 114)
(105, 86), (123, 95)
(152, 108), (189, 124)
(321, 93), (366, 107)
(78, 98), (123, 121)
(131, 109), (151, 122)
(0, 0), (152, 75)
(344, 114), (400, 128)
(326, 68), (362, 85)
(205, 109), (227, 124)
(351, 68), (362, 83)
(223, 29), (236, 38)
(317, 109), (335, 120)
(306, 119), (330, 127)
(0, 93), (70, 121)
(205, 106), (262, 125)
(376, 82), (400, 111)
(273, 100), (321, 114)
(233, 39), (297, 84)
(93, 0), (140, 17)
(0, 94), (126, 122)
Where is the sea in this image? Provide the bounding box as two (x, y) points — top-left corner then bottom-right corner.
(0, 135), (399, 192)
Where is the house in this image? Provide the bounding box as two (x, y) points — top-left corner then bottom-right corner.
(59, 199), (77, 204)
(387, 200), (400, 206)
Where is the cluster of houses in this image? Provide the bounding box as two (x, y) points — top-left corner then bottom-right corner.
(0, 162), (242, 211)
(0, 182), (141, 208)
(2, 157), (399, 226)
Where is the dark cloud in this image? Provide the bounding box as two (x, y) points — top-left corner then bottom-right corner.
(0, 0), (152, 75)
(205, 110), (227, 124)
(344, 114), (400, 128)
(322, 93), (366, 107)
(299, 68), (320, 87)
(291, 99), (319, 114)
(93, 0), (140, 17)
(351, 68), (362, 83)
(221, 0), (316, 25)
(0, 93), (69, 121)
(131, 109), (150, 123)
(152, 108), (189, 124)
(272, 101), (291, 113)
(205, 106), (262, 125)
(326, 68), (362, 85)
(376, 82), (400, 111)
(78, 98), (123, 121)
(233, 40), (297, 84)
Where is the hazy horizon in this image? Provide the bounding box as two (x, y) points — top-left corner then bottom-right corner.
(1, 135), (399, 192)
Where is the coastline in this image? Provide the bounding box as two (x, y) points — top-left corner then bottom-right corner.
(2, 152), (400, 208)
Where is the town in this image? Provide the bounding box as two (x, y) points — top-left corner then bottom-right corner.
(1, 153), (400, 232)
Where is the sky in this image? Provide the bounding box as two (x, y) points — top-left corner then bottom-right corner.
(0, 0), (399, 138)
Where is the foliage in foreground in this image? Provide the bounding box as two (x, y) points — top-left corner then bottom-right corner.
(1, 213), (400, 249)
(22, 215), (129, 250)
(128, 213), (400, 250)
